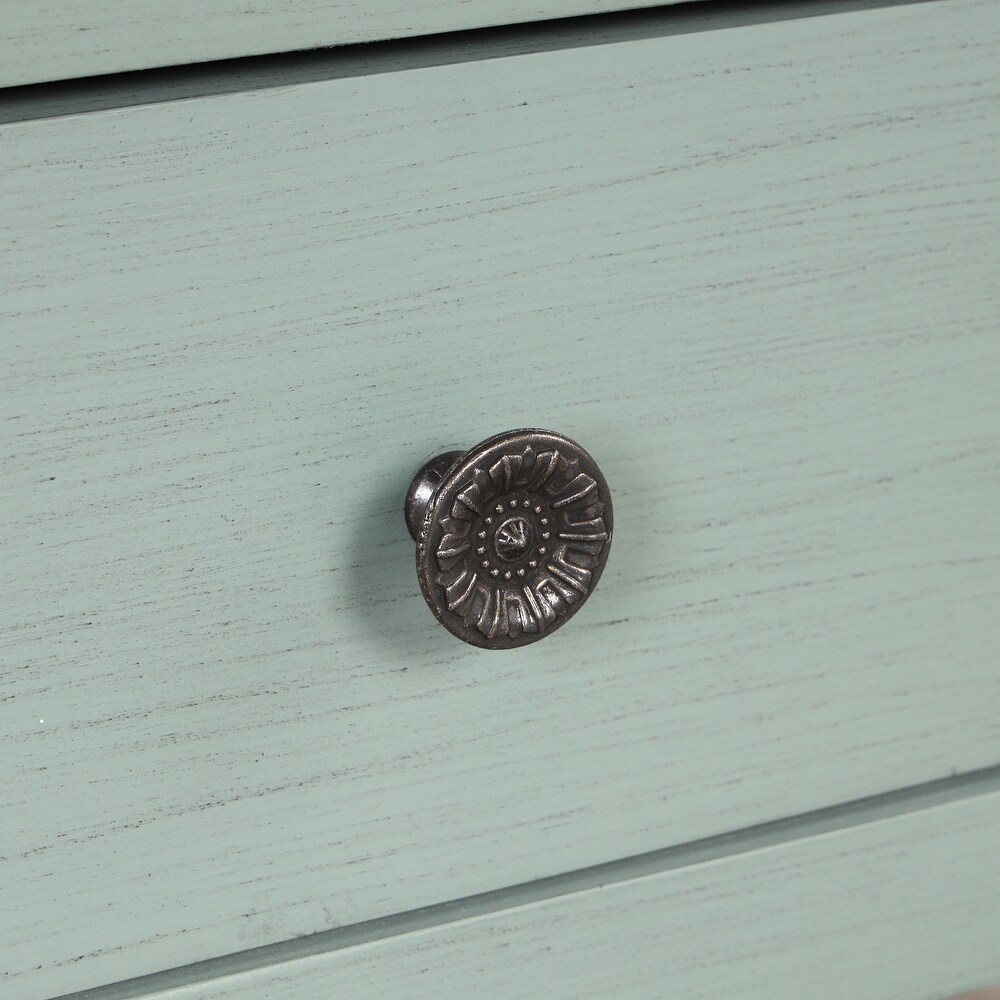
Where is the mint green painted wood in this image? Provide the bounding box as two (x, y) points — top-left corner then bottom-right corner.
(2, 1), (999, 996)
(0, 0), (695, 88)
(146, 792), (1000, 1000)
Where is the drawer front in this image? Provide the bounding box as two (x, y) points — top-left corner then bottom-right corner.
(0, 0), (698, 88)
(2, 1), (999, 996)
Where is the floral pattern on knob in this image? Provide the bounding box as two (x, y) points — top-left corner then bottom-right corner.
(414, 430), (613, 649)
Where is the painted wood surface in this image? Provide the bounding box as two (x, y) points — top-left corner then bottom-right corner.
(139, 792), (1000, 1000)
(0, 0), (693, 89)
(2, 0), (999, 995)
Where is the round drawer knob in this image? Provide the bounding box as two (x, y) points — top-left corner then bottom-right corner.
(405, 429), (613, 649)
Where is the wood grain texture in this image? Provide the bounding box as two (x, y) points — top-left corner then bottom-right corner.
(2, 0), (999, 995)
(140, 792), (1000, 1000)
(0, 0), (694, 89)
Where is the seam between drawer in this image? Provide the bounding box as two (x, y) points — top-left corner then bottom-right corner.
(0, 0), (938, 126)
(55, 762), (1000, 1000)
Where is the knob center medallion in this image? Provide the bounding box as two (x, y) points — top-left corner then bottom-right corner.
(494, 515), (534, 562)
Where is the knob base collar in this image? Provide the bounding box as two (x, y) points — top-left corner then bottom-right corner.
(405, 450), (465, 542)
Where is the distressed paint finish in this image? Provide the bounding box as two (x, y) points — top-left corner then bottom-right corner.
(146, 793), (1000, 1000)
(1, 0), (999, 996)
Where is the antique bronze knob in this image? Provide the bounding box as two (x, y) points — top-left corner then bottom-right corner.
(405, 429), (613, 649)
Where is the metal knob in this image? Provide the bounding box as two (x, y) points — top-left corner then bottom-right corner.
(406, 429), (613, 649)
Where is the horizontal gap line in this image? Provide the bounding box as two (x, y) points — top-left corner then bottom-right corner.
(58, 761), (1000, 1000)
(0, 0), (935, 125)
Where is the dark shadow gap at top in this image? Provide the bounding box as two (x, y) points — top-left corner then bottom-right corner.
(0, 0), (934, 125)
